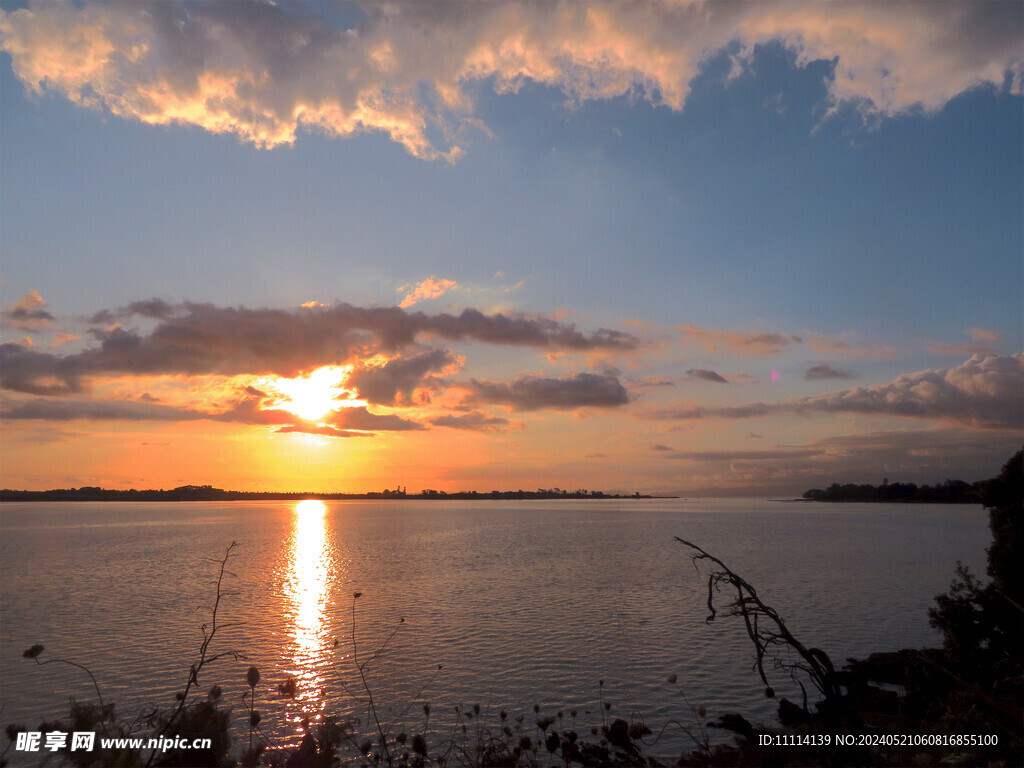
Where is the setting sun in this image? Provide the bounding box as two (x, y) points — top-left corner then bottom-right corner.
(257, 366), (364, 421)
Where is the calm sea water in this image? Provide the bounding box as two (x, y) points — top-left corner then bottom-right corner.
(0, 499), (990, 762)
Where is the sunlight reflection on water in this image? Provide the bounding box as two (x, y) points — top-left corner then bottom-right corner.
(283, 500), (335, 732)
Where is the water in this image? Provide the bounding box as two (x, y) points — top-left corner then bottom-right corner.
(0, 498), (990, 762)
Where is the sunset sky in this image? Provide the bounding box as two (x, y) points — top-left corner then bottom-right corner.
(1, 0), (1021, 495)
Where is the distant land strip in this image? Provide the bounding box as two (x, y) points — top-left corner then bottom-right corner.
(801, 478), (984, 504)
(0, 485), (668, 502)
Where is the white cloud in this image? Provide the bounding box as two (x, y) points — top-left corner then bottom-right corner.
(2, 1), (1019, 159)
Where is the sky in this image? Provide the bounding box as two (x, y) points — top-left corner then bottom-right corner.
(0, 0), (1021, 496)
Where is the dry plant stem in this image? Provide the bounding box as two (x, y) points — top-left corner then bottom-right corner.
(650, 719), (709, 757)
(146, 541), (244, 765)
(384, 664), (443, 735)
(351, 595), (393, 765)
(671, 681), (709, 750)
(675, 537), (840, 709)
(248, 683), (256, 754)
(29, 656), (105, 708)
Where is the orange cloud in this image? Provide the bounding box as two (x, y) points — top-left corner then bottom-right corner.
(49, 333), (80, 348)
(398, 277), (458, 308)
(3, 289), (54, 332)
(678, 324), (801, 356)
(968, 327), (1000, 342)
(927, 328), (1001, 357)
(805, 333), (896, 359)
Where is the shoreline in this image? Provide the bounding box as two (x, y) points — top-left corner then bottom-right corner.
(0, 487), (675, 502)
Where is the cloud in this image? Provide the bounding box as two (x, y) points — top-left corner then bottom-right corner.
(347, 349), (458, 405)
(422, 308), (638, 351)
(0, 397), (210, 422)
(0, 342), (85, 395)
(927, 341), (996, 357)
(666, 448), (822, 461)
(0, 390), (424, 438)
(430, 411), (512, 431)
(647, 353), (1023, 429)
(805, 333), (896, 359)
(326, 406), (424, 432)
(271, 406), (424, 437)
(468, 371), (630, 411)
(678, 325), (802, 356)
(968, 327), (1000, 343)
(274, 424), (370, 439)
(928, 328), (1001, 357)
(685, 368), (729, 384)
(650, 443), (673, 452)
(2, 2), (1019, 159)
(0, 387), (298, 426)
(0, 300), (639, 394)
(2, 290), (54, 332)
(398, 277), (458, 308)
(804, 364), (856, 380)
(634, 376), (676, 388)
(49, 333), (81, 348)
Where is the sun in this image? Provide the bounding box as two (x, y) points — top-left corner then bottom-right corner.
(257, 366), (365, 421)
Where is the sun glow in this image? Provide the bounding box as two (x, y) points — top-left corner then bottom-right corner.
(258, 365), (365, 421)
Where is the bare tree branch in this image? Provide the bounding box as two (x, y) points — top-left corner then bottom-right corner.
(675, 537), (840, 710)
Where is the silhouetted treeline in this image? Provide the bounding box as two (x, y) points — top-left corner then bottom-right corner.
(802, 478), (983, 503)
(0, 484), (656, 502)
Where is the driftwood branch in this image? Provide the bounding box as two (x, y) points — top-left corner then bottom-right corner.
(675, 537), (840, 709)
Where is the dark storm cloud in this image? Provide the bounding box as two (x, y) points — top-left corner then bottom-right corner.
(468, 372), (630, 411)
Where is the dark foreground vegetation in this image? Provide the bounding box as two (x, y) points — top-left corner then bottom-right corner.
(0, 486), (657, 502)
(4, 451), (1021, 767)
